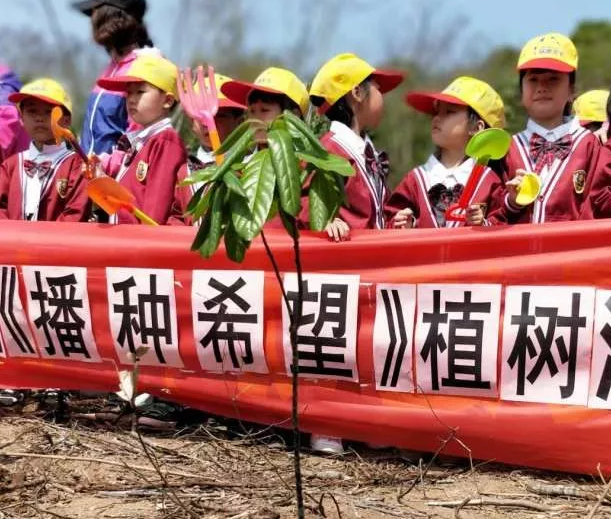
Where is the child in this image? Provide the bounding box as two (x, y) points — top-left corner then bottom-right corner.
(96, 53), (187, 225)
(385, 76), (505, 228)
(487, 33), (601, 225)
(0, 64), (29, 164)
(168, 73), (246, 225)
(309, 53), (404, 241)
(73, 0), (158, 155)
(0, 78), (90, 221)
(221, 66), (309, 141)
(573, 90), (609, 133)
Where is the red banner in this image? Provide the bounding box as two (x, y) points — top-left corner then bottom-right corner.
(2, 219), (611, 476)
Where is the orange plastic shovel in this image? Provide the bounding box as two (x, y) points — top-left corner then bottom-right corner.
(87, 175), (158, 226)
(51, 106), (89, 164)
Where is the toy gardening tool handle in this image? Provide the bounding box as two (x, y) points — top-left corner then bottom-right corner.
(208, 128), (224, 165)
(132, 208), (159, 226)
(445, 162), (486, 222)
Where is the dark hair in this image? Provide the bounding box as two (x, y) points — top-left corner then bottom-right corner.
(218, 107), (246, 119)
(519, 69), (576, 117)
(92, 4), (153, 54)
(310, 76), (373, 128)
(247, 90), (300, 114)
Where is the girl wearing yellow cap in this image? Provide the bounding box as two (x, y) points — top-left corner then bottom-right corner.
(488, 33), (602, 224)
(386, 76), (505, 228)
(0, 78), (91, 222)
(309, 53), (404, 241)
(96, 54), (187, 225)
(169, 73), (246, 225)
(221, 67), (309, 145)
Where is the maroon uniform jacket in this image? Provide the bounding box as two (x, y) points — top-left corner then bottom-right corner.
(0, 143), (90, 221)
(582, 138), (611, 219)
(109, 118), (187, 225)
(300, 121), (389, 230)
(385, 155), (501, 228)
(487, 118), (600, 224)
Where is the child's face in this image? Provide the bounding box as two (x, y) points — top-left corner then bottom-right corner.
(431, 102), (471, 151)
(352, 81), (384, 131)
(248, 100), (283, 142)
(192, 109), (244, 149)
(20, 99), (70, 146)
(126, 82), (173, 126)
(521, 71), (572, 124)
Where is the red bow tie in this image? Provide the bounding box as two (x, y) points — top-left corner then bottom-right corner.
(116, 134), (137, 166)
(364, 143), (390, 178)
(23, 160), (53, 178)
(529, 133), (572, 172)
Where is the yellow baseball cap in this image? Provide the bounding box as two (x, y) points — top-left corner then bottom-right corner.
(97, 54), (178, 97)
(573, 90), (609, 125)
(309, 53), (404, 114)
(517, 33), (578, 72)
(9, 78), (73, 114)
(406, 76), (505, 129)
(194, 73), (246, 110)
(221, 67), (309, 115)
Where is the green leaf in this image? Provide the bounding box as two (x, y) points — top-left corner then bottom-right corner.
(188, 184), (215, 220)
(208, 126), (256, 184)
(223, 171), (247, 198)
(268, 128), (301, 217)
(282, 110), (328, 156)
(224, 222), (249, 263)
(295, 151), (354, 177)
(198, 185), (226, 258)
(179, 165), (219, 186)
(185, 184), (205, 215)
(214, 119), (252, 156)
(270, 117), (288, 132)
(231, 149), (277, 241)
(308, 171), (342, 231)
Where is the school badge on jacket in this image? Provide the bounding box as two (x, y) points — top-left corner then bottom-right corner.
(136, 161), (149, 182)
(56, 178), (68, 199)
(573, 170), (586, 194)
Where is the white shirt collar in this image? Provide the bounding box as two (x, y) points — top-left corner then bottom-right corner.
(525, 116), (580, 142)
(421, 154), (475, 188)
(330, 121), (366, 157)
(25, 141), (69, 163)
(196, 147), (215, 165)
(127, 117), (172, 149)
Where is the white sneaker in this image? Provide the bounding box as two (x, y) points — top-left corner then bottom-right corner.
(310, 434), (344, 455)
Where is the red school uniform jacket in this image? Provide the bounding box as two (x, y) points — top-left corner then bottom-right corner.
(582, 138), (611, 219)
(385, 155), (501, 228)
(0, 143), (90, 221)
(110, 118), (187, 225)
(300, 121), (389, 230)
(487, 118), (600, 225)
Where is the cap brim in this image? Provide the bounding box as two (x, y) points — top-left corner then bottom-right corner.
(8, 92), (65, 110)
(218, 98), (247, 110)
(405, 91), (468, 114)
(372, 69), (405, 94)
(71, 0), (103, 16)
(221, 80), (284, 106)
(518, 58), (575, 72)
(97, 75), (144, 91)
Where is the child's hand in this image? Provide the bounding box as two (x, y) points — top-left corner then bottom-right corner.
(326, 218), (350, 242)
(506, 169), (527, 206)
(81, 154), (103, 179)
(465, 204), (485, 226)
(393, 208), (415, 229)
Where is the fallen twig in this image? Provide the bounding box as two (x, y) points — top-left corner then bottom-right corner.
(526, 481), (597, 500)
(587, 475), (611, 519)
(427, 497), (571, 513)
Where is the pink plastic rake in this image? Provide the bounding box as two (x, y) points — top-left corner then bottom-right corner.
(177, 65), (223, 165)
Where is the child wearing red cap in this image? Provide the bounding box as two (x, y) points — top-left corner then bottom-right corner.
(168, 73), (246, 226)
(488, 33), (601, 224)
(96, 54), (187, 225)
(386, 76), (505, 228)
(309, 53), (404, 241)
(0, 79), (90, 221)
